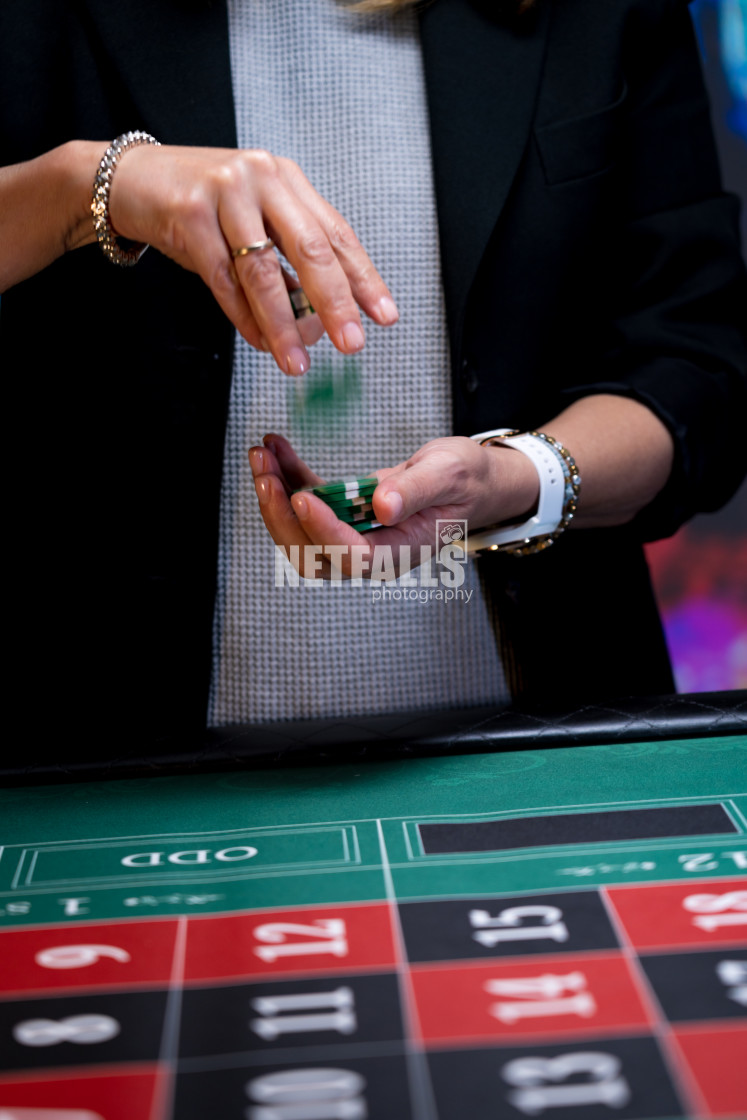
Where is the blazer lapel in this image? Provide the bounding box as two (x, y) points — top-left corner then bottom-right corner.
(81, 0), (237, 149)
(419, 0), (550, 352)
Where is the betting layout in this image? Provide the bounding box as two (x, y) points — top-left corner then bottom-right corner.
(0, 735), (745, 1119)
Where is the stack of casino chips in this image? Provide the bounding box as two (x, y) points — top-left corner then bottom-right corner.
(296, 477), (381, 533)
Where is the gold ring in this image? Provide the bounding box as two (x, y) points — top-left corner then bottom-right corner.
(231, 238), (275, 258)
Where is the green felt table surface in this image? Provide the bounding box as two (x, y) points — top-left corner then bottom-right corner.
(1, 734), (744, 928)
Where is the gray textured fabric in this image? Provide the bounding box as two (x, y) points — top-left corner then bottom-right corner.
(209, 0), (508, 722)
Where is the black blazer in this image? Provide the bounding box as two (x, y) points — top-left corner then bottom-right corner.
(1, 0), (745, 749)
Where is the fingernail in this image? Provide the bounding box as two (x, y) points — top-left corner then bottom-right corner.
(293, 494), (308, 520)
(259, 336), (270, 352)
(255, 478), (270, 506)
(341, 322), (365, 352)
(249, 448), (265, 474)
(386, 491), (403, 521)
(376, 296), (399, 324)
(286, 347), (309, 376)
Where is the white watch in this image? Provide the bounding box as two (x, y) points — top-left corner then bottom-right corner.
(467, 428), (567, 552)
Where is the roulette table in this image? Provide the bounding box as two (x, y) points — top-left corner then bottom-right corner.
(0, 690), (745, 1119)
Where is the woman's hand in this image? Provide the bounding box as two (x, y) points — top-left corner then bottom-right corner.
(249, 433), (539, 577)
(110, 145), (399, 374)
(0, 142), (398, 375)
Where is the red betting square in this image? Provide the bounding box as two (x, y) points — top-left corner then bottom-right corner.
(0, 1065), (160, 1120)
(0, 920), (180, 997)
(183, 902), (397, 982)
(409, 951), (653, 1045)
(607, 880), (747, 951)
(673, 1024), (747, 1117)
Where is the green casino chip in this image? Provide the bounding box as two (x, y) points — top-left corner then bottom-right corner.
(332, 507), (375, 520)
(334, 502), (375, 516)
(316, 488), (377, 503)
(292, 477), (380, 530)
(308, 476), (378, 498)
(336, 510), (376, 524)
(323, 496), (375, 511)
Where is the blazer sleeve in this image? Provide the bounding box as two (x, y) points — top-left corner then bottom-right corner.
(558, 0), (747, 539)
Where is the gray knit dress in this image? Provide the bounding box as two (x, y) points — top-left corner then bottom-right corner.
(208, 0), (508, 723)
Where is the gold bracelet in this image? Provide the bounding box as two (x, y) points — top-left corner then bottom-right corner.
(468, 429), (581, 555)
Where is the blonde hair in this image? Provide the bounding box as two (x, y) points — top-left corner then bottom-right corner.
(351, 0), (536, 13)
(351, 0), (422, 8)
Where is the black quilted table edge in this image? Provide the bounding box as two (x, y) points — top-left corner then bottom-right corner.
(1, 691), (745, 784)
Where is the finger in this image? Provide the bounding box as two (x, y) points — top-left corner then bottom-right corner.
(254, 471), (334, 578)
(277, 268), (324, 344)
(291, 491), (442, 578)
(284, 280), (322, 344)
(295, 307), (324, 348)
(248, 445), (292, 497)
(229, 234), (311, 376)
(216, 161), (314, 374)
(221, 160), (384, 362)
(176, 213), (273, 353)
(221, 167), (369, 367)
(374, 456), (465, 526)
(258, 179), (371, 356)
(290, 490), (378, 576)
(278, 158), (399, 328)
(281, 272), (324, 348)
(258, 449), (413, 576)
(228, 251), (324, 369)
(216, 152), (366, 363)
(261, 433), (326, 491)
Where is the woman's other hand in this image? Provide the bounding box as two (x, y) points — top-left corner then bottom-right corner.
(248, 395), (675, 577)
(249, 432), (539, 578)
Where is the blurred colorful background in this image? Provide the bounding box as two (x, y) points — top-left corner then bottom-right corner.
(644, 0), (747, 692)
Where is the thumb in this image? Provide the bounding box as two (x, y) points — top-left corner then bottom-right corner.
(374, 458), (449, 525)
